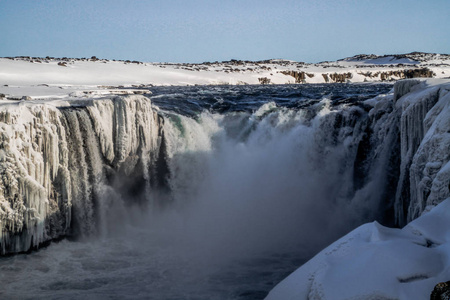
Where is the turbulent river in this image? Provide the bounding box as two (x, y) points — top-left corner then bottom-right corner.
(0, 83), (393, 300)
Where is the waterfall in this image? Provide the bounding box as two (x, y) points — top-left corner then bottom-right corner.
(153, 99), (397, 257)
(0, 80), (448, 255)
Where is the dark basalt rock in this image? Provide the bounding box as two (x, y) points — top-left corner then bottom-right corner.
(258, 77), (271, 84)
(431, 281), (450, 300)
(279, 70), (314, 83)
(359, 68), (435, 81)
(329, 72), (353, 83)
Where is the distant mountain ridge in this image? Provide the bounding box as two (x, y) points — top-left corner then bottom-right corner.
(340, 52), (450, 63)
(3, 52), (450, 65)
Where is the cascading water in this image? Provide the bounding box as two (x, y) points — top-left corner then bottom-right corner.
(0, 82), (448, 299)
(157, 101), (381, 261)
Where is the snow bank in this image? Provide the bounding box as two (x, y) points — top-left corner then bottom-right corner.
(265, 198), (450, 300)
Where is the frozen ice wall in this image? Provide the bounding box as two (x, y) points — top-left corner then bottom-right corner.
(392, 80), (450, 225)
(0, 95), (162, 254)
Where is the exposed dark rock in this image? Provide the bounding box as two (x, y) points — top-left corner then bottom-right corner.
(358, 68), (435, 81)
(403, 68), (435, 78)
(258, 77), (271, 84)
(279, 71), (313, 83)
(329, 72), (353, 83)
(431, 281), (450, 300)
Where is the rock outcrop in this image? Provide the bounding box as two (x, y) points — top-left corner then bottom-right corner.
(431, 281), (450, 300)
(279, 71), (314, 83)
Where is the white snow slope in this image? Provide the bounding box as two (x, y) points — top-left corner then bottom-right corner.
(266, 79), (450, 300)
(0, 52), (449, 100)
(265, 198), (450, 300)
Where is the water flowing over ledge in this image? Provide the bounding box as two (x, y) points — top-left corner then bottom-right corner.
(0, 79), (448, 256)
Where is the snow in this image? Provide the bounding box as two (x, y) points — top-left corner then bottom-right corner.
(1, 54), (449, 100)
(265, 198), (450, 300)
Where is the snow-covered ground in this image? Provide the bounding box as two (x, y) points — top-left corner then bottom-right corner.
(1, 52), (449, 100)
(266, 198), (450, 300)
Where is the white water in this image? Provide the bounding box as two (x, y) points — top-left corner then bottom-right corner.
(159, 103), (374, 261)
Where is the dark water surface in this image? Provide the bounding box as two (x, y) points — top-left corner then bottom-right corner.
(148, 83), (392, 116)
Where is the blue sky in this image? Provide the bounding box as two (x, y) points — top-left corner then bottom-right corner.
(0, 0), (448, 63)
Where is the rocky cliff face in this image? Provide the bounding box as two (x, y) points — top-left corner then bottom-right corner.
(358, 68), (435, 81)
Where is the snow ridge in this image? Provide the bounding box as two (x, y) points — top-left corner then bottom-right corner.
(266, 198), (450, 300)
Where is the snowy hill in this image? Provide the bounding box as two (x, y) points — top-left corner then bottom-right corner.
(0, 52), (449, 101)
(338, 52), (450, 65)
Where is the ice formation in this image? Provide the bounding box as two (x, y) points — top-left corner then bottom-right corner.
(0, 95), (162, 253)
(393, 80), (450, 224)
